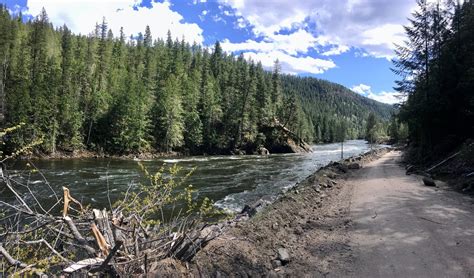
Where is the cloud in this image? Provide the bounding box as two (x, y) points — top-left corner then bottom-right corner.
(351, 84), (404, 104)
(351, 84), (372, 95)
(321, 45), (350, 56)
(218, 0), (415, 59)
(199, 9), (208, 21)
(25, 0), (204, 44)
(221, 29), (328, 56)
(243, 51), (336, 75)
(367, 91), (404, 104)
(221, 28), (336, 74)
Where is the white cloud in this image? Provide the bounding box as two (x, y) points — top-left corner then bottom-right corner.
(26, 0), (204, 44)
(243, 51), (336, 75)
(351, 84), (372, 95)
(221, 28), (336, 74)
(218, 0), (416, 59)
(221, 29), (327, 56)
(351, 83), (404, 104)
(367, 91), (404, 104)
(321, 45), (350, 56)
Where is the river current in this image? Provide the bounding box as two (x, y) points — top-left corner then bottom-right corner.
(4, 140), (381, 213)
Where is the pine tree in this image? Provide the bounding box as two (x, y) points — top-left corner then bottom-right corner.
(271, 59), (283, 118)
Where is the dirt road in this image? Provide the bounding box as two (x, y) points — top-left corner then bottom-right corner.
(181, 150), (474, 277)
(343, 151), (474, 277)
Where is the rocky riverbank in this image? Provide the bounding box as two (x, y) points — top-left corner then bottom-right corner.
(148, 147), (391, 276)
(19, 135), (312, 160)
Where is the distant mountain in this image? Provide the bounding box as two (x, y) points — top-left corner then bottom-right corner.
(281, 75), (394, 143)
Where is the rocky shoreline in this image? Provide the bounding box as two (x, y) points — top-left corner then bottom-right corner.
(148, 147), (391, 276)
(18, 139), (312, 160)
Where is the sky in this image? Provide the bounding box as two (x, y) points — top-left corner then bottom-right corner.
(2, 0), (416, 104)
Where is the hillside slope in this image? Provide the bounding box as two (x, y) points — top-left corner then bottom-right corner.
(282, 75), (394, 143)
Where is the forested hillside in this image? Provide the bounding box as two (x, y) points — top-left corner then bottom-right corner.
(393, 0), (473, 162)
(0, 6), (393, 156)
(282, 75), (393, 143)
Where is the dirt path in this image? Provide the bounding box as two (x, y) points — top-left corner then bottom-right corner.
(340, 151), (474, 277)
(170, 150), (474, 277)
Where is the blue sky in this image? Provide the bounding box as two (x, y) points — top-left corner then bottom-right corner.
(2, 0), (417, 104)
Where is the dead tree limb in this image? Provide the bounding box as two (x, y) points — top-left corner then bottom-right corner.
(1, 166), (33, 214)
(21, 239), (70, 263)
(63, 216), (96, 255)
(62, 187), (83, 217)
(0, 243), (27, 268)
(427, 151), (460, 172)
(91, 223), (110, 256)
(90, 240), (123, 273)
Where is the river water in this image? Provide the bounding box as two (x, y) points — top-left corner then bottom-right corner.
(4, 140), (379, 213)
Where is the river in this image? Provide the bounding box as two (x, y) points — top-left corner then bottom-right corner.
(3, 140), (380, 214)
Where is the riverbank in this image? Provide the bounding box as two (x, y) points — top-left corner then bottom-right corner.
(147, 147), (391, 276)
(18, 141), (311, 160)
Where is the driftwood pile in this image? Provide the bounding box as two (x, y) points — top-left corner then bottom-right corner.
(0, 164), (222, 276)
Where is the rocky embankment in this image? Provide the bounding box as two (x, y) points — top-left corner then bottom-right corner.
(149, 148), (390, 276)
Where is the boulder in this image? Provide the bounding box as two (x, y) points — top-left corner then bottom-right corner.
(277, 248), (290, 264)
(422, 177), (436, 187)
(257, 146), (270, 155)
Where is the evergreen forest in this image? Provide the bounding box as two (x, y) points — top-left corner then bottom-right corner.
(393, 0), (474, 161)
(0, 6), (394, 156)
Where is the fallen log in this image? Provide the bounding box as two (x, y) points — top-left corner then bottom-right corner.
(426, 151), (460, 173)
(63, 258), (105, 273)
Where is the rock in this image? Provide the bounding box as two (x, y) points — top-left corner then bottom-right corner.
(257, 146), (270, 155)
(337, 164), (349, 173)
(241, 200), (269, 217)
(277, 248), (290, 264)
(294, 226), (304, 235)
(241, 204), (258, 217)
(272, 223), (279, 230)
(422, 177), (436, 187)
(312, 185), (321, 193)
(271, 260), (282, 268)
(348, 163), (362, 169)
(267, 270), (280, 277)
